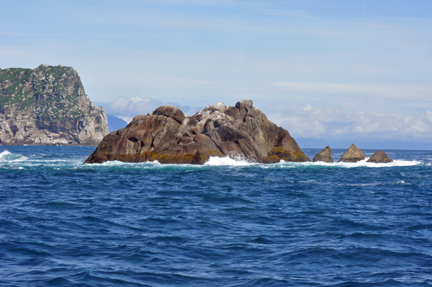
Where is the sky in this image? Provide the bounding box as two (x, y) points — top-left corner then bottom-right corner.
(1, 0), (432, 149)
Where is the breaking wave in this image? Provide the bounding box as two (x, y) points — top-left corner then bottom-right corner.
(204, 156), (255, 166)
(0, 150), (28, 162)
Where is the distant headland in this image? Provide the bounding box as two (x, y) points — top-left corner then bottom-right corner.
(0, 64), (108, 145)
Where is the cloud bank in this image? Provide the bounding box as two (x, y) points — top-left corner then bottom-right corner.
(97, 96), (201, 123)
(266, 104), (432, 149)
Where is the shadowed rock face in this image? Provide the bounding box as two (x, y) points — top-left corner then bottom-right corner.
(313, 146), (333, 163)
(338, 144), (365, 163)
(85, 99), (311, 164)
(367, 150), (393, 163)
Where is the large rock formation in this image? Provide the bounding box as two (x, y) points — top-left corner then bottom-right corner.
(338, 144), (365, 163)
(367, 150), (393, 163)
(85, 99), (311, 164)
(313, 146), (333, 163)
(0, 64), (108, 145)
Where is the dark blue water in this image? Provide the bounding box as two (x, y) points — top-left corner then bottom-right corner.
(1, 146), (432, 286)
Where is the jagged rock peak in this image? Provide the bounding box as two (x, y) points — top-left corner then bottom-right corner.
(0, 64), (108, 145)
(338, 144), (365, 163)
(85, 99), (311, 164)
(313, 146), (334, 163)
(367, 150), (393, 163)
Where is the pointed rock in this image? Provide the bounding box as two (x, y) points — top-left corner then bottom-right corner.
(367, 150), (393, 163)
(338, 144), (365, 163)
(313, 146), (333, 163)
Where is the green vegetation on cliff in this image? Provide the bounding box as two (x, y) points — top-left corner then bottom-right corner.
(0, 65), (85, 120)
(0, 64), (108, 145)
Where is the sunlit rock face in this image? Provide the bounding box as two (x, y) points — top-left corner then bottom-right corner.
(85, 99), (311, 164)
(0, 64), (108, 145)
(338, 144), (365, 163)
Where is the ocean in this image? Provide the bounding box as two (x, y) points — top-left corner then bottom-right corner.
(1, 145), (431, 286)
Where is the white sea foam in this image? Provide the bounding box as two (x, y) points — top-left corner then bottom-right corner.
(310, 158), (421, 168)
(259, 157), (422, 169)
(0, 150), (11, 159)
(204, 156), (255, 166)
(0, 150), (423, 170)
(85, 159), (163, 169)
(0, 150), (28, 162)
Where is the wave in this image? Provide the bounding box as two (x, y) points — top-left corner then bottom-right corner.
(308, 158), (421, 168)
(0, 151), (424, 171)
(260, 157), (421, 169)
(84, 157), (256, 169)
(0, 150), (28, 162)
(204, 156), (421, 168)
(204, 156), (255, 166)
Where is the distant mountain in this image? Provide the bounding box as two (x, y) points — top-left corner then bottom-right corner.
(0, 64), (108, 145)
(107, 115), (127, 133)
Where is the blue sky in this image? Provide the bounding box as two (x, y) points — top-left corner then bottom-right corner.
(1, 0), (432, 148)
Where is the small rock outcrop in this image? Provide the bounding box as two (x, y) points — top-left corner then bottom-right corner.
(85, 99), (311, 164)
(313, 146), (333, 163)
(0, 64), (108, 145)
(367, 150), (393, 163)
(338, 144), (365, 163)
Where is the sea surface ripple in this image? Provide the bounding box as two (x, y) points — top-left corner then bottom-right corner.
(0, 146), (431, 286)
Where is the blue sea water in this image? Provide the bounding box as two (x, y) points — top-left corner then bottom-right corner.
(0, 145), (431, 287)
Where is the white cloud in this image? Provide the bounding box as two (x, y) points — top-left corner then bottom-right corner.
(100, 96), (163, 118)
(273, 82), (432, 100)
(271, 105), (432, 141)
(423, 110), (432, 123)
(97, 96), (202, 119)
(303, 103), (312, 111)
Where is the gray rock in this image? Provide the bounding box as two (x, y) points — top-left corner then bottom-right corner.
(153, 105), (186, 124)
(313, 146), (333, 163)
(338, 144), (365, 163)
(0, 64), (108, 145)
(367, 150), (393, 163)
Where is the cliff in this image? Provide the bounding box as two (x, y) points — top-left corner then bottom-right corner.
(85, 99), (310, 164)
(0, 64), (108, 145)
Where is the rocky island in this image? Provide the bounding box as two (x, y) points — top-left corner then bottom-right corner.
(338, 144), (366, 163)
(367, 150), (393, 163)
(0, 64), (108, 145)
(313, 146), (333, 163)
(85, 99), (311, 164)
